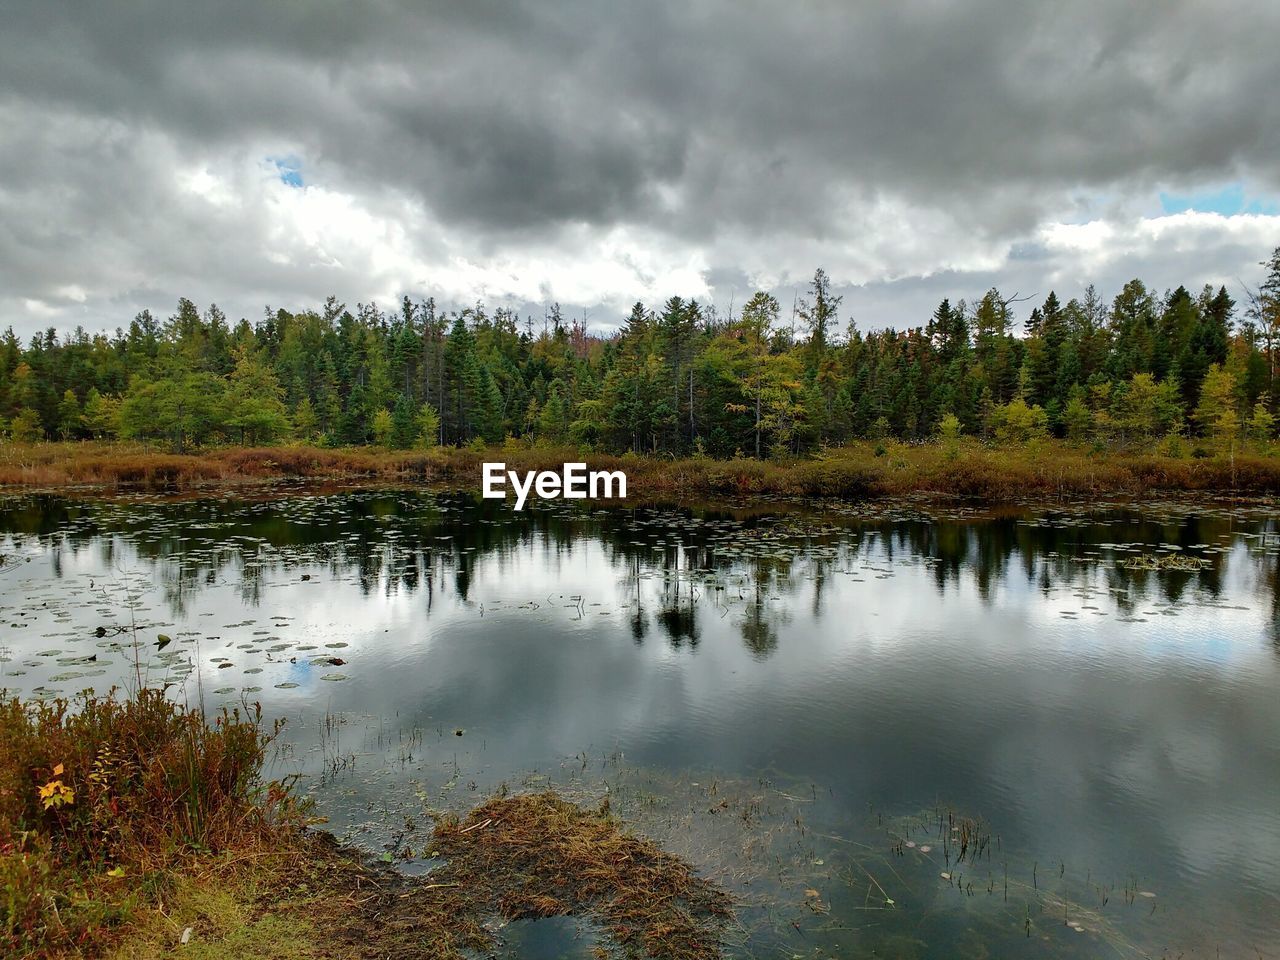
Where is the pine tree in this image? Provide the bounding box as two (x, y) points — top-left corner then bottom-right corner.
(1246, 397), (1275, 447)
(224, 347), (290, 445)
(1249, 247), (1280, 396)
(10, 408), (42, 442)
(799, 268), (841, 376)
(389, 393), (418, 449)
(293, 396), (319, 441)
(1062, 386), (1092, 444)
(537, 382), (569, 445)
(82, 388), (120, 439)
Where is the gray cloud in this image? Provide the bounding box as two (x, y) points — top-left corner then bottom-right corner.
(1, 0), (1278, 336)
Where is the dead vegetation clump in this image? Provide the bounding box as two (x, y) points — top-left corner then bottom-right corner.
(408, 790), (734, 960)
(1121, 553), (1209, 571)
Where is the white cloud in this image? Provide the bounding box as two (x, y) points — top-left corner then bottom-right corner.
(1039, 212), (1280, 293)
(1, 2), (1278, 335)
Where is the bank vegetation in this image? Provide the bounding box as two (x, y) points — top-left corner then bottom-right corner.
(1, 438), (1278, 502)
(1, 687), (732, 959)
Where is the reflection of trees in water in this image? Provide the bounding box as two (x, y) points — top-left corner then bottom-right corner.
(657, 602), (699, 648)
(655, 546), (701, 649)
(740, 590), (777, 659)
(1, 493), (1275, 658)
(861, 510), (1252, 613)
(1271, 573), (1280, 658)
(734, 556), (794, 659)
(810, 555), (830, 619)
(623, 554), (648, 644)
(1256, 520), (1280, 658)
(235, 547), (266, 607)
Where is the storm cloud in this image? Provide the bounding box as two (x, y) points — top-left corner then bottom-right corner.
(2, 0), (1278, 336)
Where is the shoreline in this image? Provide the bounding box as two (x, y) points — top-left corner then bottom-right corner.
(3, 686), (734, 960)
(2, 439), (1279, 504)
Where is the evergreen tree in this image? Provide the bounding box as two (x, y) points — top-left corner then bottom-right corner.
(82, 388), (120, 439)
(799, 268), (841, 376)
(537, 382), (569, 445)
(389, 393), (418, 449)
(293, 396), (319, 441)
(371, 408), (394, 446)
(11, 408), (42, 442)
(3, 247), (1278, 461)
(1194, 364), (1239, 444)
(224, 348), (290, 445)
(416, 402), (441, 448)
(57, 389), (82, 440)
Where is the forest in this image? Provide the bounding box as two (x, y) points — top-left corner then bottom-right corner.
(2, 248), (1279, 458)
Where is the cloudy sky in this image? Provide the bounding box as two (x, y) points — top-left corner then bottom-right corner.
(3, 0), (1279, 339)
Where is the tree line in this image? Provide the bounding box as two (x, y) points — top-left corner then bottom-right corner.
(2, 248), (1279, 456)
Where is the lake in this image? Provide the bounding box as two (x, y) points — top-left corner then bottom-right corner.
(1, 490), (1277, 959)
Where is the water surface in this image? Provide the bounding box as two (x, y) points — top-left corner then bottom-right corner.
(2, 491), (1277, 959)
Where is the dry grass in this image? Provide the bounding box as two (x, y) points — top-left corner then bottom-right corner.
(1, 438), (1278, 501)
(93, 832), (399, 960)
(417, 790), (733, 960)
(0, 441), (441, 489)
(67, 790), (734, 960)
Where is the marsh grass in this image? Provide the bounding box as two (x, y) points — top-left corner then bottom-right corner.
(880, 804), (1159, 956)
(3, 438), (1279, 500)
(0, 688), (301, 957)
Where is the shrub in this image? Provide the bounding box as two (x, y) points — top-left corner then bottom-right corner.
(0, 831), (54, 952)
(0, 689), (298, 956)
(9, 409), (42, 443)
(990, 398), (1049, 444)
(1159, 433), (1186, 458)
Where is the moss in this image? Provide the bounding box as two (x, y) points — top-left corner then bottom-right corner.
(14, 770), (731, 959)
(92, 791), (734, 960)
(102, 871), (321, 960)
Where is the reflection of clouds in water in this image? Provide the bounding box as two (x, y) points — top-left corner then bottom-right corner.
(1, 493), (1279, 955)
(993, 663), (1280, 897)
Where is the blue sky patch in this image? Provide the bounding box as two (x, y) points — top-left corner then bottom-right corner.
(1159, 182), (1278, 216)
(270, 155), (304, 188)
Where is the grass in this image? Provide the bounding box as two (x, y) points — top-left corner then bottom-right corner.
(94, 831), (403, 960)
(2, 437), (1279, 501)
(0, 688), (301, 958)
(421, 790), (733, 960)
(101, 858), (324, 960)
